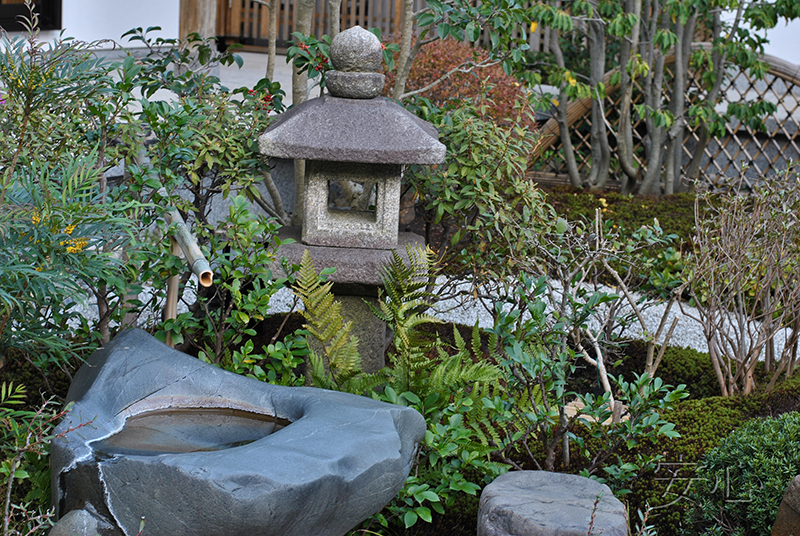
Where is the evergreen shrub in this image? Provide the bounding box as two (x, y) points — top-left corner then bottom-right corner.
(685, 412), (800, 536)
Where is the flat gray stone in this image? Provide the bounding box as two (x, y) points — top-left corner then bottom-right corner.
(258, 94), (445, 165)
(477, 471), (628, 536)
(51, 329), (425, 536)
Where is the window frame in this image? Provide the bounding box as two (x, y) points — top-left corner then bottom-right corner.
(0, 1), (61, 32)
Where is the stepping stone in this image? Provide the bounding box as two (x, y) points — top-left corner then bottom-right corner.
(478, 471), (628, 536)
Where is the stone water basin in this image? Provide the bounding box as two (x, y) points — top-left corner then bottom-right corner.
(50, 329), (425, 536)
(91, 407), (291, 456)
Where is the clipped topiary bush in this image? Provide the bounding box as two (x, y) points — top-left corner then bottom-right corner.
(684, 412), (800, 536)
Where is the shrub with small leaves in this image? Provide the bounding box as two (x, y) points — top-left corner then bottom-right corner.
(686, 412), (800, 536)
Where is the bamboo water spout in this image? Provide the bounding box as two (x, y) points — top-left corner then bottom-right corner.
(162, 206), (213, 288)
(157, 189), (213, 347)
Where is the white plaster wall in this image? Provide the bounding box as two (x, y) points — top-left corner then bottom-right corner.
(762, 22), (800, 66)
(12, 0), (180, 46)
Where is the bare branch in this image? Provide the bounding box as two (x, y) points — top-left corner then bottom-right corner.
(399, 57), (502, 100)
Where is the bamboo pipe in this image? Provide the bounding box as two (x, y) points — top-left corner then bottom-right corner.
(162, 208), (214, 288)
(158, 189), (214, 288)
(158, 189), (214, 348)
(164, 239), (181, 348)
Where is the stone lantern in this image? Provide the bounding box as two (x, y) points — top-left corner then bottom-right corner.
(258, 26), (445, 372)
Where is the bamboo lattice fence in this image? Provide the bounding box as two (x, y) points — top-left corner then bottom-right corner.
(529, 51), (800, 189)
(216, 0), (551, 51)
(217, 0), (422, 50)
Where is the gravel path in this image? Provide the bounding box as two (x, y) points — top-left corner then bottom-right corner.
(269, 280), (795, 358)
(75, 276), (794, 360)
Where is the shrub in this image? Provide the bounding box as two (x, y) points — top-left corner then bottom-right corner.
(383, 37), (531, 125)
(0, 383), (65, 535)
(685, 412), (800, 536)
(685, 170), (800, 396)
(405, 92), (551, 296)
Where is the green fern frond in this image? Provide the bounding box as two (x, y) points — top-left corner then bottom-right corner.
(291, 250), (363, 391)
(471, 322), (482, 357)
(453, 325), (466, 353)
(308, 350), (332, 390)
(343, 371), (387, 397)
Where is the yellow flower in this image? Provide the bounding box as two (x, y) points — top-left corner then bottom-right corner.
(31, 210), (40, 225)
(35, 266), (42, 272)
(63, 223), (76, 235)
(599, 198), (608, 208)
(62, 237), (88, 253)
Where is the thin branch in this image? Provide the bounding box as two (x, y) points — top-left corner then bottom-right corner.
(399, 57), (501, 100)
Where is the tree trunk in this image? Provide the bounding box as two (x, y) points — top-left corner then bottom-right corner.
(329, 0), (342, 38)
(393, 0), (416, 99)
(587, 20), (610, 191)
(267, 0), (278, 80)
(638, 4), (668, 194)
(618, 0), (643, 194)
(291, 0), (317, 226)
(708, 337), (729, 397)
(550, 27), (582, 188)
(664, 20), (683, 194)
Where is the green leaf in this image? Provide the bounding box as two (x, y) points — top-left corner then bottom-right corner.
(416, 506), (433, 523)
(404, 511), (418, 528)
(417, 12), (435, 27)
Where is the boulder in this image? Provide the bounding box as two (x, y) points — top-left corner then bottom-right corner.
(50, 329), (425, 536)
(773, 475), (800, 536)
(477, 471), (628, 536)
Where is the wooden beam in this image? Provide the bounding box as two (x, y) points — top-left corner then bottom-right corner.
(180, 0), (217, 39)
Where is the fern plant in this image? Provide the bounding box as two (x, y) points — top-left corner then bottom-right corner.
(370, 247), (440, 396)
(371, 247), (503, 405)
(291, 250), (382, 393)
(291, 246), (512, 530)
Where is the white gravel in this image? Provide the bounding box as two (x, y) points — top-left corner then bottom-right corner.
(268, 278), (795, 359)
(74, 275), (794, 360)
